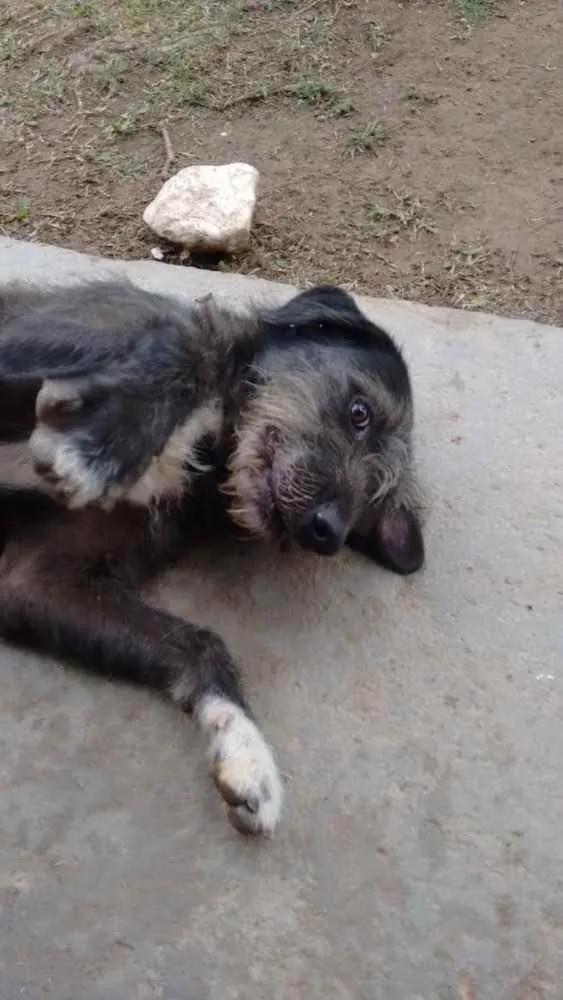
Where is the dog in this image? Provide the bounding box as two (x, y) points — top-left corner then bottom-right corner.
(0, 279), (425, 836)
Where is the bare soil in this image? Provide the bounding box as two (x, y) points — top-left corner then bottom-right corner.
(1, 0), (562, 324)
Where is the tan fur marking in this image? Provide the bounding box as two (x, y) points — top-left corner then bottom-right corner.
(126, 400), (222, 506)
(29, 400), (223, 510)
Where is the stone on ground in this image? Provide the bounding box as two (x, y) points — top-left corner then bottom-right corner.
(142, 162), (259, 254)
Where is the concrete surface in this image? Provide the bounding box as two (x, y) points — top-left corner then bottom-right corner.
(0, 236), (562, 1000)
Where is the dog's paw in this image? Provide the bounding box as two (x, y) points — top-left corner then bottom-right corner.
(30, 379), (115, 508)
(198, 696), (283, 836)
(29, 425), (111, 509)
(30, 378), (135, 509)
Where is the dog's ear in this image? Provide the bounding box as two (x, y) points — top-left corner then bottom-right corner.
(347, 503), (425, 576)
(264, 285), (405, 360)
(282, 285), (364, 323)
(264, 285), (379, 345)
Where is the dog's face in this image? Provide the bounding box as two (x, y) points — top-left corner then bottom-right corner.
(225, 287), (425, 575)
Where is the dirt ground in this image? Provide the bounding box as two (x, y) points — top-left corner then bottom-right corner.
(1, 0), (562, 324)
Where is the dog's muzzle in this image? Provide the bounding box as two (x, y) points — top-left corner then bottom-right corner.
(297, 502), (348, 556)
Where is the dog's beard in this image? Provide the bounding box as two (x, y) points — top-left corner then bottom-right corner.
(222, 417), (274, 539)
(223, 438), (292, 543)
(224, 420), (320, 545)
(223, 376), (316, 541)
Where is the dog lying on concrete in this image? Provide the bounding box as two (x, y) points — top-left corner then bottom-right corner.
(0, 280), (425, 836)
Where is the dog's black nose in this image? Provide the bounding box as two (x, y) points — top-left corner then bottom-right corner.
(298, 503), (347, 556)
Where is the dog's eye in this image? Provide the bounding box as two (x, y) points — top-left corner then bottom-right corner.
(349, 398), (371, 434)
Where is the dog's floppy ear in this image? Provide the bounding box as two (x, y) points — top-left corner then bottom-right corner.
(263, 285), (384, 348)
(280, 285), (364, 323)
(347, 502), (425, 576)
(264, 284), (406, 359)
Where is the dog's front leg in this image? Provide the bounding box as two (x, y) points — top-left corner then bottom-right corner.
(28, 368), (215, 511)
(0, 557), (282, 836)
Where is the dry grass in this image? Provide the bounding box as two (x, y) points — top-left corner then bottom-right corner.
(346, 121), (391, 157)
(0, 0), (349, 226)
(0, 0), (349, 134)
(455, 0), (494, 22)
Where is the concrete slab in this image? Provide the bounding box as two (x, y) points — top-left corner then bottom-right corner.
(0, 236), (562, 1000)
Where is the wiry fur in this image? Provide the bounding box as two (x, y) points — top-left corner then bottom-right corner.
(0, 278), (426, 836)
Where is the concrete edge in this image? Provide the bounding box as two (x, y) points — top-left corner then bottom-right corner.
(1, 236), (560, 341)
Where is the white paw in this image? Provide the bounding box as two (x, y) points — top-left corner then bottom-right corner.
(198, 696), (283, 836)
(29, 424), (109, 508)
(29, 379), (128, 510)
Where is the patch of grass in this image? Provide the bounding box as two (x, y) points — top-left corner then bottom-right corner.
(0, 2), (232, 138)
(397, 242), (499, 311)
(106, 105), (148, 138)
(0, 0), (349, 136)
(75, 137), (138, 178)
(0, 195), (30, 228)
(365, 191), (436, 240)
(14, 196), (30, 222)
(232, 215), (309, 284)
(0, 0), (349, 215)
(0, 26), (19, 65)
(294, 79), (335, 106)
(71, 2), (95, 17)
(327, 98), (356, 118)
(454, 0), (493, 23)
(443, 244), (495, 306)
(346, 121), (390, 156)
(259, 1), (301, 10)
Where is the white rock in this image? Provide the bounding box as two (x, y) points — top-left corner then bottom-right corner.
(142, 163), (259, 254)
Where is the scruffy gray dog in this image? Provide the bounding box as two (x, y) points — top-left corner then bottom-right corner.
(0, 280), (425, 836)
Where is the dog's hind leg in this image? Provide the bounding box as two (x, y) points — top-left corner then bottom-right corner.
(0, 536), (283, 836)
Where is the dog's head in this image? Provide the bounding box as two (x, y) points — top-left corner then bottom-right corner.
(224, 286), (425, 575)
